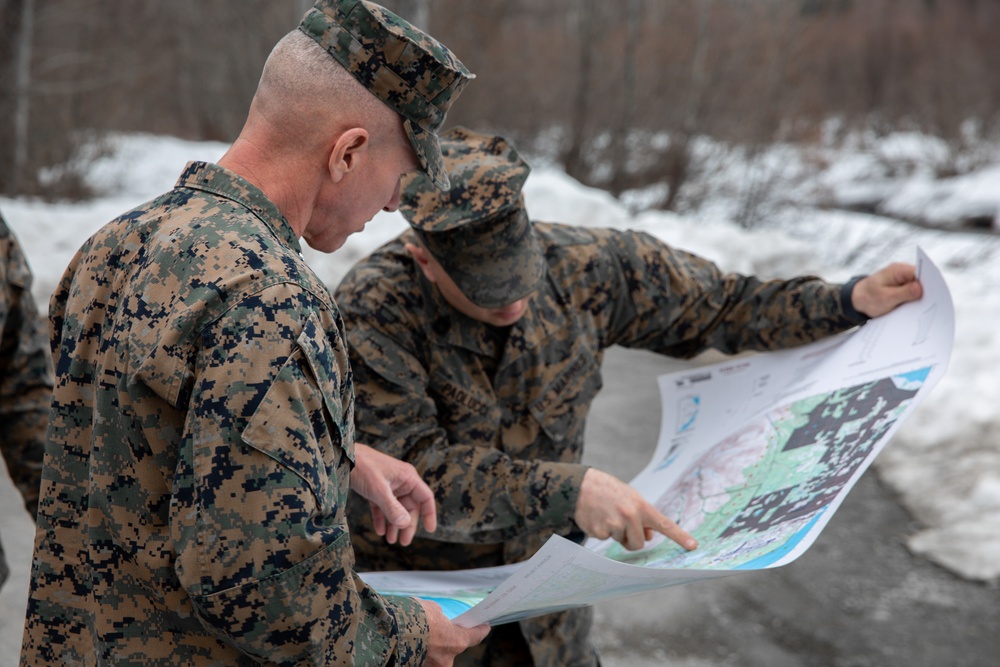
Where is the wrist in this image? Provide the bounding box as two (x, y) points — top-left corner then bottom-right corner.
(841, 275), (869, 322)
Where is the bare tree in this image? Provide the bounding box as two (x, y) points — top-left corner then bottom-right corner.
(3, 0), (997, 203)
(562, 0), (598, 182)
(607, 0), (642, 195)
(654, 0), (712, 211)
(11, 0), (33, 195)
(0, 0), (31, 194)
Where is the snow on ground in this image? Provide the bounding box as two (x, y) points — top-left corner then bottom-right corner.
(0, 135), (997, 643)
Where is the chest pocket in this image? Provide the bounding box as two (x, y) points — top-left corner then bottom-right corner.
(241, 313), (354, 515)
(527, 347), (602, 446)
(430, 366), (502, 444)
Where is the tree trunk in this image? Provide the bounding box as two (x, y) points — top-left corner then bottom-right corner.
(661, 0), (711, 211)
(563, 0), (596, 182)
(609, 0), (642, 195)
(12, 0), (34, 194)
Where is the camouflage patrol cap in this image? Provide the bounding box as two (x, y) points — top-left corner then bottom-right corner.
(399, 126), (545, 309)
(298, 0), (474, 189)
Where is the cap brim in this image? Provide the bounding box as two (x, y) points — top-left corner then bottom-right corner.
(423, 208), (546, 309)
(404, 120), (450, 191)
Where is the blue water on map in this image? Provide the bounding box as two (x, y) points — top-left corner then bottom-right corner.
(421, 596), (474, 620)
(732, 510), (825, 570)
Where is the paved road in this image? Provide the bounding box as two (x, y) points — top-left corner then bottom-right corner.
(585, 347), (999, 667)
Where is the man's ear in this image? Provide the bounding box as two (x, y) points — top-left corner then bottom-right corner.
(404, 242), (437, 283)
(329, 128), (370, 183)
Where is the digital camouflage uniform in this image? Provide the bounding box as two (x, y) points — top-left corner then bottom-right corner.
(22, 162), (430, 665)
(0, 214), (52, 590)
(21, 1), (472, 663)
(335, 128), (869, 667)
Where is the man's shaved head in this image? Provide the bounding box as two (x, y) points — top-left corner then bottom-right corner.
(250, 30), (396, 153)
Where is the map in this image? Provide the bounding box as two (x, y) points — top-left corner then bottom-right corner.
(592, 369), (930, 570)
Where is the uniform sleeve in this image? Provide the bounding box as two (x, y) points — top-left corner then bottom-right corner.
(170, 283), (428, 666)
(345, 307), (586, 545)
(0, 224), (53, 519)
(591, 229), (869, 357)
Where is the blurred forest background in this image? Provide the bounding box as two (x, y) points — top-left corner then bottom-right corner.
(1, 0), (998, 213)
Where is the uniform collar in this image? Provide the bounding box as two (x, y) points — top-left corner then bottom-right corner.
(422, 271), (569, 359)
(175, 161), (303, 255)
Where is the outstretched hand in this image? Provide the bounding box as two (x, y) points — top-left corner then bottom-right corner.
(350, 444), (437, 546)
(574, 468), (697, 551)
(851, 262), (923, 318)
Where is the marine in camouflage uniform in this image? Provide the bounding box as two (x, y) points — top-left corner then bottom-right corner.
(335, 128), (876, 666)
(21, 1), (472, 665)
(0, 213), (52, 590)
